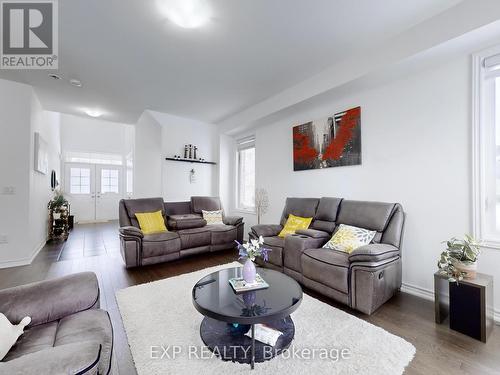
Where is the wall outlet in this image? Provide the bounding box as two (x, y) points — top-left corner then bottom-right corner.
(2, 186), (15, 195)
(0, 234), (8, 244)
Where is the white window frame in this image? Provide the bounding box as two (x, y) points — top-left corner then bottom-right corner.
(472, 45), (500, 249)
(236, 136), (256, 213)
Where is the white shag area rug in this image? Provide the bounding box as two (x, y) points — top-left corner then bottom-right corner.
(116, 262), (415, 375)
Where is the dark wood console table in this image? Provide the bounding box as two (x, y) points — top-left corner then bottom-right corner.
(434, 271), (494, 342)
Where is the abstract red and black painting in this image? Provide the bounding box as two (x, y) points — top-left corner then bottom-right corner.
(293, 106), (361, 171)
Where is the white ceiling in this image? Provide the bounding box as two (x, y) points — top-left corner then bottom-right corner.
(0, 0), (463, 124)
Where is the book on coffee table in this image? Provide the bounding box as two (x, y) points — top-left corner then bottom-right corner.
(229, 273), (269, 293)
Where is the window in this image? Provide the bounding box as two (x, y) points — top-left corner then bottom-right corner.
(237, 137), (255, 211)
(101, 169), (119, 194)
(64, 151), (122, 165)
(70, 168), (90, 194)
(473, 47), (500, 247)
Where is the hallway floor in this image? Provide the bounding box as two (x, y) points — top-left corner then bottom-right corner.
(58, 221), (121, 260)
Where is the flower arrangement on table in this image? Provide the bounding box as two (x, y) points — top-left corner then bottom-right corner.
(235, 236), (271, 283)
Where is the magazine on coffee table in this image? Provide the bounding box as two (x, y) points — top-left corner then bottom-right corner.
(229, 273), (269, 293)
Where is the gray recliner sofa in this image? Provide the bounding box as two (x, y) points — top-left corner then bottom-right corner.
(0, 272), (113, 374)
(119, 196), (244, 268)
(250, 197), (405, 315)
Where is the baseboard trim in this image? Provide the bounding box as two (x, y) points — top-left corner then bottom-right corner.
(401, 282), (500, 325)
(0, 239), (46, 269)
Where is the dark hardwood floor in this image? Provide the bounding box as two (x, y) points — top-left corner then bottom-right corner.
(0, 222), (499, 374)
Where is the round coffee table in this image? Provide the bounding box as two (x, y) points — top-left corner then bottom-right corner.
(192, 266), (303, 369)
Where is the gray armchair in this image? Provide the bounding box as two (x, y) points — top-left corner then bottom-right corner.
(0, 272), (113, 375)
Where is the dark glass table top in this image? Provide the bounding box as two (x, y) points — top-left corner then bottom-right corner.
(192, 267), (303, 324)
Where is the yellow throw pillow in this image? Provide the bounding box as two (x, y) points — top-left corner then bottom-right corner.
(135, 211), (167, 235)
(322, 224), (376, 253)
(278, 214), (313, 238)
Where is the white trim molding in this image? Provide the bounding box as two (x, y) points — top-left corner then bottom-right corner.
(471, 44), (500, 250)
(402, 282), (500, 325)
(0, 240), (46, 269)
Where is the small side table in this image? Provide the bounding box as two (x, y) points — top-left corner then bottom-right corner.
(434, 271), (494, 342)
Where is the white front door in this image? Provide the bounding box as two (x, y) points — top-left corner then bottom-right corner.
(64, 163), (123, 223)
(95, 165), (122, 221)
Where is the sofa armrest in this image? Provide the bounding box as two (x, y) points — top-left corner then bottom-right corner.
(0, 342), (102, 375)
(284, 234), (329, 272)
(223, 215), (243, 226)
(119, 226), (143, 238)
(348, 243), (399, 263)
(295, 229), (330, 239)
(251, 224), (283, 238)
(0, 272), (100, 327)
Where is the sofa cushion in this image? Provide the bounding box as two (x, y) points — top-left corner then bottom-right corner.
(142, 232), (181, 258)
(262, 236), (285, 267)
(123, 198), (165, 228)
(322, 224), (376, 253)
(202, 210), (224, 225)
(54, 309), (112, 374)
(135, 210), (167, 235)
(167, 214), (206, 230)
(177, 227), (212, 249)
(164, 201), (191, 216)
(279, 198), (320, 226)
(208, 224), (237, 245)
(302, 248), (350, 293)
(191, 196), (222, 214)
(278, 214), (313, 238)
(337, 200), (396, 232)
(3, 321), (58, 361)
(315, 197), (342, 222)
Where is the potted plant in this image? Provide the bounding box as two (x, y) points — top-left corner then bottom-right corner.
(48, 189), (68, 211)
(438, 234), (481, 282)
(236, 236), (271, 283)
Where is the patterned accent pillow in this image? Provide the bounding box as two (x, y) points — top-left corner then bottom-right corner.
(202, 210), (224, 225)
(323, 224), (376, 253)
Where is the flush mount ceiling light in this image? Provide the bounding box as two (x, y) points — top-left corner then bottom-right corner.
(48, 73), (62, 80)
(157, 0), (211, 29)
(85, 109), (102, 118)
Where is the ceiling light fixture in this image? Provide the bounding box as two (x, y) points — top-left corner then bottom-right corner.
(85, 109), (102, 118)
(157, 0), (211, 29)
(70, 79), (82, 87)
(48, 73), (62, 80)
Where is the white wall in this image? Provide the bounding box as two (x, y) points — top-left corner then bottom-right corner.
(60, 114), (133, 156)
(29, 97), (61, 260)
(0, 79), (61, 267)
(134, 111), (163, 198)
(228, 56), (500, 316)
(138, 110), (219, 202)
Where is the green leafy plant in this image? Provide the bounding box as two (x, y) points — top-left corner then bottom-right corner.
(437, 234), (480, 282)
(48, 189), (68, 210)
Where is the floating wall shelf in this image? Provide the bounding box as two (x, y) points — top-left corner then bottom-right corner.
(165, 157), (217, 165)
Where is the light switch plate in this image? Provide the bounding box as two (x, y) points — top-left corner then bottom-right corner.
(2, 186), (15, 195)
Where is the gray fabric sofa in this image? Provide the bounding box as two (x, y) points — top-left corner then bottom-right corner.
(0, 272), (113, 375)
(119, 196), (244, 268)
(250, 197), (405, 315)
